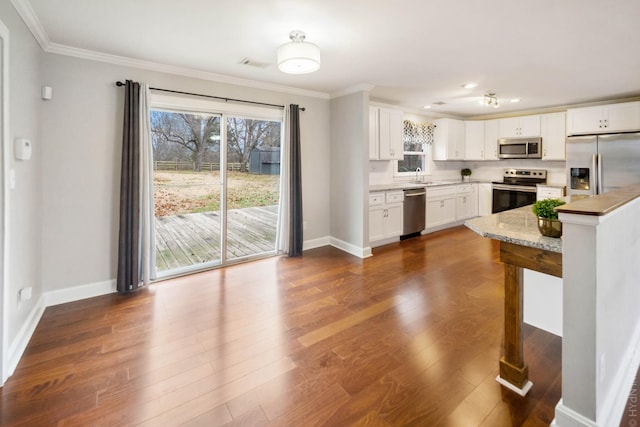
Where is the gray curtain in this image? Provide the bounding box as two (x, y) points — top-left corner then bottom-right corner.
(289, 104), (303, 256)
(117, 80), (142, 293)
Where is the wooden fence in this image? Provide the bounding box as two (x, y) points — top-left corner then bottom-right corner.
(154, 161), (242, 171)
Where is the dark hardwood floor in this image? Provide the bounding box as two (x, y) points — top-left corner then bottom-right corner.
(0, 226), (567, 426)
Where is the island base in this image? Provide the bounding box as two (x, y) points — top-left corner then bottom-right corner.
(496, 375), (533, 396)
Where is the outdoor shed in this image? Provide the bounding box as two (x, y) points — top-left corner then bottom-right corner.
(249, 147), (280, 175)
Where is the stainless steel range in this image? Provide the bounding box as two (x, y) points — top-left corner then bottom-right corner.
(492, 168), (547, 213)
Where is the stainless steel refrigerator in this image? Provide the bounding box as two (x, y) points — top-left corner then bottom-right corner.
(566, 132), (640, 196)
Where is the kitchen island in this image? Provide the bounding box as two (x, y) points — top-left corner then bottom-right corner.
(465, 205), (562, 396)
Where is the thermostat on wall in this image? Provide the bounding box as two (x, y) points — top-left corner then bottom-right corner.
(14, 138), (32, 160)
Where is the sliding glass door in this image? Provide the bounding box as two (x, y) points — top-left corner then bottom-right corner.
(150, 105), (282, 277)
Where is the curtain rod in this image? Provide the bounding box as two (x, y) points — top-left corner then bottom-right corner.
(115, 81), (305, 111)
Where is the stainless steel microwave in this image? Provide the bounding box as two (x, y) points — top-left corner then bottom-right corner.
(498, 137), (542, 159)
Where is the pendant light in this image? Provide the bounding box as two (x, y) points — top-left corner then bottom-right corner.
(277, 30), (321, 74)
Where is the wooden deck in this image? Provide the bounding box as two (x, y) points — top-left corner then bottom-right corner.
(155, 205), (278, 272)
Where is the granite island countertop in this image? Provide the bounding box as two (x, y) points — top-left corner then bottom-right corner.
(465, 205), (562, 253)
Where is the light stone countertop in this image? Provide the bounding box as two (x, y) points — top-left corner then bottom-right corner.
(465, 205), (562, 253)
(369, 179), (491, 192)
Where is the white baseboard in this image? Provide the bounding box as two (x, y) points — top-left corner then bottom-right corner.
(423, 219), (466, 235)
(7, 294), (46, 379)
(496, 375), (533, 396)
(303, 235), (372, 259)
(4, 279), (117, 383)
(329, 237), (371, 258)
(599, 319), (640, 427)
(553, 321), (640, 426)
(303, 236), (330, 251)
(44, 279), (116, 307)
(370, 236), (400, 248)
(552, 400), (598, 427)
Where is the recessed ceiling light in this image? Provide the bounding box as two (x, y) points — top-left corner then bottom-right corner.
(510, 98), (522, 103)
(462, 83), (478, 89)
(423, 105), (431, 109)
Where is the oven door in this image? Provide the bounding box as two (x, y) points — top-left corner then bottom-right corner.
(492, 184), (537, 213)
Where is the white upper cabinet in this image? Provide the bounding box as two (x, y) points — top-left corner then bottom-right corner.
(433, 118), (465, 160)
(566, 101), (640, 135)
(540, 112), (566, 160)
(498, 115), (541, 138)
(463, 119), (498, 161)
(484, 119), (499, 160)
(464, 121), (485, 160)
(369, 106), (403, 160)
(426, 186), (457, 228)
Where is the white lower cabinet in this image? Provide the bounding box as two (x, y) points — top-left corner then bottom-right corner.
(536, 185), (565, 200)
(426, 183), (479, 229)
(369, 191), (403, 242)
(456, 184), (478, 220)
(426, 186), (457, 228)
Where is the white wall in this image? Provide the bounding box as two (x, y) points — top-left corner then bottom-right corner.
(0, 1), (44, 378)
(40, 54), (331, 293)
(329, 91), (369, 256)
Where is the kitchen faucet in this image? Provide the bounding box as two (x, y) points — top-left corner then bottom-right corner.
(415, 167), (421, 183)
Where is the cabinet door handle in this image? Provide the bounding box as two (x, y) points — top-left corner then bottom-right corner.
(603, 119), (608, 128)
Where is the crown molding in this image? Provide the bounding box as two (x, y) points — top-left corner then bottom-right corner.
(45, 43), (330, 99)
(10, 0), (329, 100)
(330, 84), (375, 99)
(10, 0), (50, 50)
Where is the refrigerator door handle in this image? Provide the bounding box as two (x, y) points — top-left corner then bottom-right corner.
(596, 154), (603, 194)
(591, 154), (597, 195)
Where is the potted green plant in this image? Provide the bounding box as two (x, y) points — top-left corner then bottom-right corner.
(461, 168), (472, 182)
(532, 198), (566, 237)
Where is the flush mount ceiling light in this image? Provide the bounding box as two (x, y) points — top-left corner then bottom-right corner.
(481, 93), (499, 108)
(277, 30), (320, 74)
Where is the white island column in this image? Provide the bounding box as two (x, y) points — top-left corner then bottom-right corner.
(553, 190), (640, 427)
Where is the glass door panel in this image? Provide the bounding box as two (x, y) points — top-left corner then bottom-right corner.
(151, 110), (222, 275)
(225, 116), (281, 262)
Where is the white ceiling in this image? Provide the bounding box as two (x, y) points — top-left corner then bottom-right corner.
(17, 0), (640, 117)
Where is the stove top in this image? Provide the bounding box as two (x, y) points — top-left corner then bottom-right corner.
(494, 168), (547, 186)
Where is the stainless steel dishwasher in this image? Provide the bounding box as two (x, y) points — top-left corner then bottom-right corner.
(402, 188), (426, 237)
